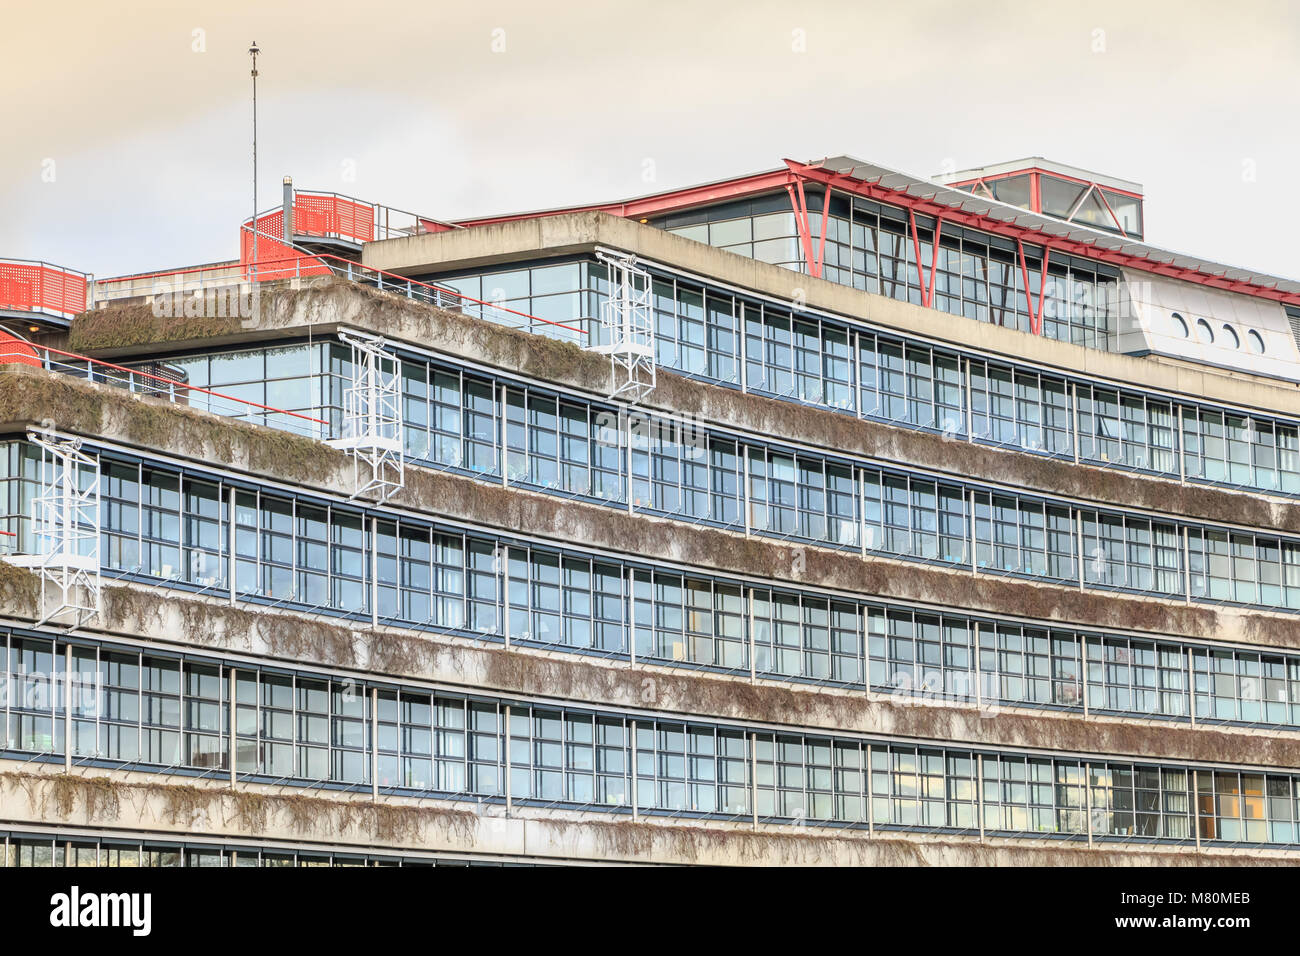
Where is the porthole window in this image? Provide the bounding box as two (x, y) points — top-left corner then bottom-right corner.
(1221, 324), (1239, 349)
(1171, 313), (1189, 338)
(1195, 318), (1214, 344)
(1248, 329), (1265, 354)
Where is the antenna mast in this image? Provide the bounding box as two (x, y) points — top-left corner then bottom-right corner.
(249, 41), (261, 276)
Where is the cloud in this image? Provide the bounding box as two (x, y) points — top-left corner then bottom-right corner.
(2, 0), (1297, 278)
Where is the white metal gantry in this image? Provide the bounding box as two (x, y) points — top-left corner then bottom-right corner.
(592, 249), (656, 403)
(6, 429), (102, 628)
(326, 329), (405, 502)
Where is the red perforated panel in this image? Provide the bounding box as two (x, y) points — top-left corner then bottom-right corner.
(0, 329), (42, 367)
(0, 262), (87, 316)
(241, 210), (284, 262)
(294, 195), (374, 243)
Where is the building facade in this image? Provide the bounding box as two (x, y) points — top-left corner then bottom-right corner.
(0, 156), (1299, 865)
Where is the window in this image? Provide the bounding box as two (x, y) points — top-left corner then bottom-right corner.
(1171, 313), (1189, 338)
(185, 662), (225, 770)
(1248, 330), (1266, 354)
(142, 656), (181, 766)
(183, 479), (223, 587)
(400, 692), (433, 789)
(1195, 318), (1214, 344)
(142, 470), (180, 579)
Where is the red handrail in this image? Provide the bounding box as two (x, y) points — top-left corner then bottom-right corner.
(311, 252), (589, 335)
(240, 190), (444, 243)
(99, 248), (589, 335)
(0, 259), (90, 316)
(1, 339), (327, 426)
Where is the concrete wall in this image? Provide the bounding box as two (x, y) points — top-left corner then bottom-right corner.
(1, 764), (1290, 866)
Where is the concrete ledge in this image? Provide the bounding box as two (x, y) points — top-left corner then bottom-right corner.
(1, 765), (1290, 866)
(362, 211), (1300, 418)
(66, 277), (1300, 536)
(0, 367), (1297, 656)
(106, 583), (1300, 769)
(91, 581), (1300, 769)
(0, 565), (1295, 770)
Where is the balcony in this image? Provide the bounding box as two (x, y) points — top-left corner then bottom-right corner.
(0, 258), (91, 329)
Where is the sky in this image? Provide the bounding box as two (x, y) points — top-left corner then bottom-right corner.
(2, 0), (1297, 278)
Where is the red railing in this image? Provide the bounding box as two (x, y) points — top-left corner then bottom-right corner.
(242, 210), (284, 264)
(240, 190), (437, 259)
(241, 199), (373, 269)
(0, 335), (329, 437)
(239, 221), (334, 280)
(0, 329), (42, 367)
(0, 259), (90, 318)
(98, 249), (589, 337)
(295, 193), (375, 242)
(304, 252), (589, 336)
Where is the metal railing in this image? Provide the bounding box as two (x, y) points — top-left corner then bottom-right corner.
(242, 190), (459, 247)
(95, 248), (591, 339)
(0, 338), (329, 438)
(0, 258), (92, 318)
(314, 252), (589, 338)
(93, 260), (244, 301)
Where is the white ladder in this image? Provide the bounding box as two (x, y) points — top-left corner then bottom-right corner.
(5, 429), (102, 628)
(327, 329), (405, 502)
(591, 249), (656, 403)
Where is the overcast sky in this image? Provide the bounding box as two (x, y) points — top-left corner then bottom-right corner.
(2, 0), (1297, 278)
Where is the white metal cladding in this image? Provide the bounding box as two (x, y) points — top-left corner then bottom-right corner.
(1118, 270), (1300, 380)
(327, 329), (405, 502)
(4, 430), (101, 628)
(591, 249), (656, 403)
